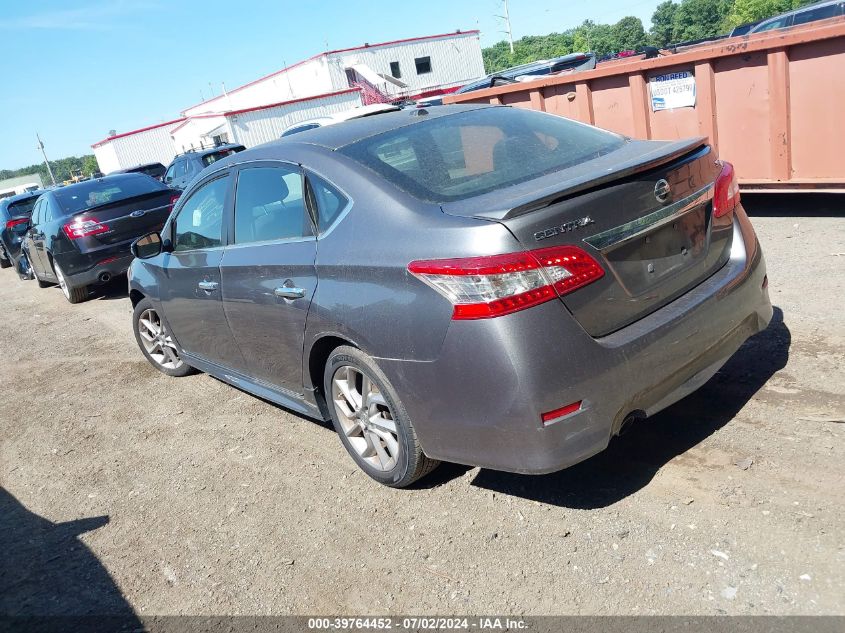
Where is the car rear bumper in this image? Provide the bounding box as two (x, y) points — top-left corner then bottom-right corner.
(60, 247), (134, 287)
(375, 206), (772, 474)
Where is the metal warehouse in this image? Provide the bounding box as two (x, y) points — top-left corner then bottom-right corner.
(92, 30), (483, 172)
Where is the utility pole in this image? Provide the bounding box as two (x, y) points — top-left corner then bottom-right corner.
(496, 0), (515, 54)
(36, 133), (56, 186)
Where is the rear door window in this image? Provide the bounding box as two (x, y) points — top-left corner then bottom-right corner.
(793, 3), (842, 25)
(234, 166), (312, 244)
(306, 173), (349, 234)
(173, 175), (229, 251)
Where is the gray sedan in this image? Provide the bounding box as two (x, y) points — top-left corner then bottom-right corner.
(128, 105), (772, 487)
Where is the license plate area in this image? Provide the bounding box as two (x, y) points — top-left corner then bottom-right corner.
(602, 203), (709, 296)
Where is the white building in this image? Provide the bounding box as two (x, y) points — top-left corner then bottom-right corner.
(92, 118), (185, 174)
(92, 30), (484, 172)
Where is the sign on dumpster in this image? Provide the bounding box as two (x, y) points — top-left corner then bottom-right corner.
(649, 71), (696, 111)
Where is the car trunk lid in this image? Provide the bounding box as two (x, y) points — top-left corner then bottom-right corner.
(64, 190), (177, 250)
(442, 139), (734, 337)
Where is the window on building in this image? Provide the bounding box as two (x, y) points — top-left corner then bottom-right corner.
(390, 61), (401, 78)
(414, 56), (432, 75)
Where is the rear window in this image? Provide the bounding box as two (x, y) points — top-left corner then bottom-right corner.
(338, 108), (625, 202)
(8, 196), (39, 217)
(202, 149), (237, 167)
(133, 164), (165, 178)
(53, 175), (165, 215)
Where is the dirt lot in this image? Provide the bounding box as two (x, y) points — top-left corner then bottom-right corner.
(1, 196), (843, 617)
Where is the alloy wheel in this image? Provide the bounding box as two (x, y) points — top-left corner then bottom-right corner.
(331, 365), (401, 471)
(54, 264), (70, 300)
(137, 308), (183, 370)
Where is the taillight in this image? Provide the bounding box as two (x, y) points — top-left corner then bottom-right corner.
(408, 245), (604, 320)
(169, 193), (180, 208)
(62, 219), (110, 239)
(713, 161), (740, 218)
(5, 218), (28, 230)
(541, 400), (583, 425)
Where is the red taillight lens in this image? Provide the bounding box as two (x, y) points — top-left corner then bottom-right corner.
(62, 219), (110, 239)
(169, 193), (180, 208)
(408, 245), (604, 320)
(5, 218), (28, 230)
(541, 400), (583, 425)
(713, 161), (740, 218)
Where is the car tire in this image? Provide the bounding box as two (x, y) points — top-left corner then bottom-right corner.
(0, 248), (11, 268)
(53, 261), (87, 304)
(133, 298), (196, 377)
(323, 345), (439, 488)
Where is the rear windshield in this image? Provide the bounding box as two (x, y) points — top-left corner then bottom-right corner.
(338, 108), (625, 202)
(53, 175), (165, 215)
(202, 149), (237, 167)
(133, 164), (165, 178)
(8, 196), (39, 217)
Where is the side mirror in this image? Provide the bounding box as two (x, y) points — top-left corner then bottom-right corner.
(131, 232), (163, 259)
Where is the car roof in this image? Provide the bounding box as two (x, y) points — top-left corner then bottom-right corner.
(1, 189), (46, 206)
(271, 103), (494, 150)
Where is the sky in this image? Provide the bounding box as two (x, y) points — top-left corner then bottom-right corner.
(0, 0), (665, 170)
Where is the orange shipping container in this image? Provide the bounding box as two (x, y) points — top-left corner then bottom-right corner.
(445, 19), (845, 192)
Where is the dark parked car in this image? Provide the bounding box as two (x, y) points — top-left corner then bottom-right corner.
(0, 190), (44, 269)
(749, 0), (844, 32)
(163, 144), (245, 191)
(112, 162), (167, 181)
(128, 105), (771, 487)
(456, 53), (597, 95)
(19, 173), (179, 303)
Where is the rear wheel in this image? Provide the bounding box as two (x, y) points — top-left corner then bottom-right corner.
(53, 261), (87, 304)
(0, 247), (11, 269)
(323, 345), (439, 488)
(133, 298), (195, 377)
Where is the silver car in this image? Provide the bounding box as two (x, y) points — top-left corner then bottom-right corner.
(128, 105), (772, 487)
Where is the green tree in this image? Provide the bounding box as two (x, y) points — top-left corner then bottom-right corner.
(650, 1), (679, 45)
(612, 16), (648, 50)
(82, 155), (100, 176)
(723, 0), (816, 28)
(672, 0), (733, 41)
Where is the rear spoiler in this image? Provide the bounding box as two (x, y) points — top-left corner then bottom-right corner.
(441, 137), (709, 221)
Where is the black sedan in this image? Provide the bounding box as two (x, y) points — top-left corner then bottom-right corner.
(20, 174), (179, 303)
(0, 190), (44, 270)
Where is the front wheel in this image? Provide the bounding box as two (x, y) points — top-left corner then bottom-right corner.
(133, 298), (196, 377)
(324, 345), (439, 488)
(53, 261), (87, 303)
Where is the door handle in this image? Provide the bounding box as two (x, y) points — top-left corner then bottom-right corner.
(274, 286), (306, 300)
(198, 280), (219, 292)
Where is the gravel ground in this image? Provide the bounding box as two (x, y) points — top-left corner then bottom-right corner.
(0, 196), (843, 616)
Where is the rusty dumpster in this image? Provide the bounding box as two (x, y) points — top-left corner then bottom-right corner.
(445, 19), (845, 192)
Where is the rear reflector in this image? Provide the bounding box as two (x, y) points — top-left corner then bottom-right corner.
(408, 246), (604, 320)
(5, 218), (28, 229)
(63, 219), (110, 239)
(713, 161), (740, 218)
(541, 400), (582, 425)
